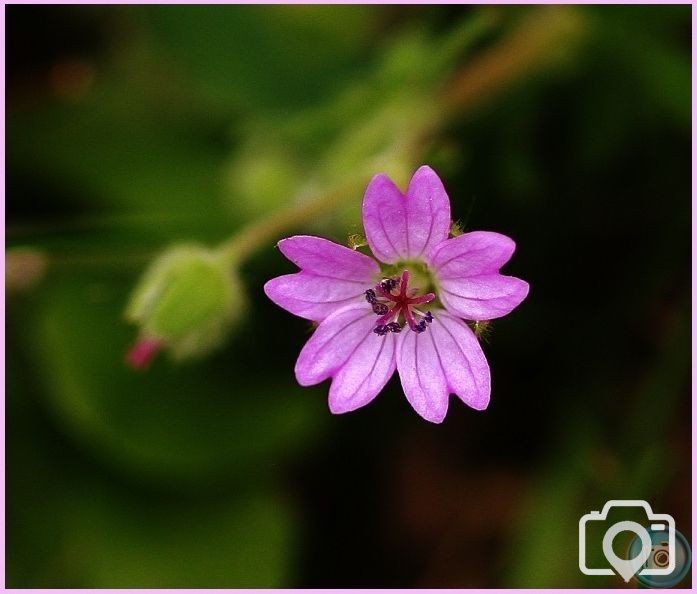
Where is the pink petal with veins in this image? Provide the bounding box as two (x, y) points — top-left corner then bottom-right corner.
(264, 272), (368, 322)
(278, 235), (379, 281)
(265, 235), (380, 322)
(429, 231), (529, 320)
(362, 165), (451, 263)
(396, 312), (490, 423)
(294, 304), (397, 413)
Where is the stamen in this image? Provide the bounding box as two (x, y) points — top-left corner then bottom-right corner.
(408, 293), (436, 305)
(380, 278), (398, 292)
(372, 302), (389, 315)
(366, 271), (437, 336)
(376, 304), (400, 327)
(413, 309), (434, 323)
(374, 285), (394, 300)
(403, 305), (419, 332)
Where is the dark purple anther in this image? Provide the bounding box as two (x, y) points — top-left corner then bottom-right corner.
(424, 312), (434, 324)
(380, 278), (398, 292)
(373, 325), (389, 336)
(413, 321), (427, 333)
(372, 302), (389, 315)
(365, 289), (377, 304)
(386, 322), (402, 333)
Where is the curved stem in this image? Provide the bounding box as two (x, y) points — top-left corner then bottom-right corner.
(217, 7), (585, 269)
(218, 176), (366, 265)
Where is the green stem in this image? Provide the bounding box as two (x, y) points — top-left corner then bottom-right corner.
(218, 175), (367, 265)
(217, 6), (586, 268)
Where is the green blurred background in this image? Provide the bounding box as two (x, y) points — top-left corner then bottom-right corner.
(5, 5), (691, 588)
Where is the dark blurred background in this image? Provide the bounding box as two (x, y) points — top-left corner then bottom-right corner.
(5, 5), (691, 588)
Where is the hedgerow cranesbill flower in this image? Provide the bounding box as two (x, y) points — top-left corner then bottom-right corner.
(264, 166), (528, 423)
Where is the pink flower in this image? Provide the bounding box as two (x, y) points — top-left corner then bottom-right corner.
(264, 166), (529, 423)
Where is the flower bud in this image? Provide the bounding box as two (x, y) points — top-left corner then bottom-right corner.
(125, 245), (243, 367)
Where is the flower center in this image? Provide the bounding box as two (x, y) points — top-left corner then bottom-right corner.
(365, 270), (435, 336)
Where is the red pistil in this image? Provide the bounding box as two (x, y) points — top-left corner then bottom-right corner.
(369, 270), (435, 334)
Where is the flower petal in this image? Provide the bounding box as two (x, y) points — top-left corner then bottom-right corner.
(396, 312), (491, 423)
(294, 304), (396, 413)
(329, 326), (396, 414)
(428, 231), (529, 320)
(438, 275), (529, 320)
(264, 272), (367, 321)
(266, 235), (381, 322)
(427, 231), (517, 277)
(362, 165), (451, 263)
(277, 235), (379, 282)
(395, 323), (449, 423)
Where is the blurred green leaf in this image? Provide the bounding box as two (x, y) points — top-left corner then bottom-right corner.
(8, 418), (296, 587)
(146, 5), (376, 110)
(8, 81), (234, 241)
(27, 267), (324, 486)
(62, 486), (295, 587)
